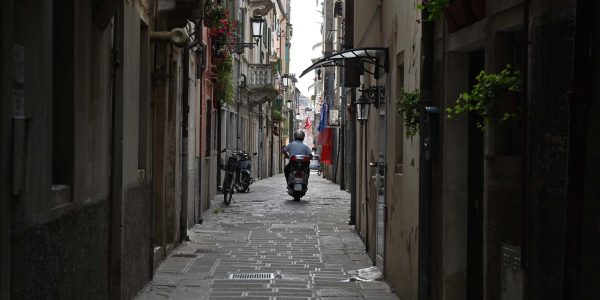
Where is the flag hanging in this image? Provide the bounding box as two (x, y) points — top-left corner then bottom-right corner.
(304, 117), (312, 129)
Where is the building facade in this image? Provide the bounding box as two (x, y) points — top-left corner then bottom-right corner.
(308, 0), (600, 299)
(0, 0), (291, 298)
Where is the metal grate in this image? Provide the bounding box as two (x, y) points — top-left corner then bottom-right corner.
(271, 224), (314, 229)
(194, 248), (216, 253)
(228, 273), (275, 280)
(172, 253), (197, 258)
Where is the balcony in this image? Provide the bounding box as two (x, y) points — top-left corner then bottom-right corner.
(158, 0), (204, 29)
(248, 64), (279, 105)
(248, 0), (275, 16)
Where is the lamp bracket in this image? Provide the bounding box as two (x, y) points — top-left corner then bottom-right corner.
(231, 40), (257, 54)
(359, 85), (385, 108)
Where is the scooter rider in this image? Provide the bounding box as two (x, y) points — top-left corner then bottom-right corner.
(283, 130), (313, 182)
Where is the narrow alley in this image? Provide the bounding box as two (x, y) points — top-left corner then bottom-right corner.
(137, 174), (398, 300)
(3, 0), (600, 299)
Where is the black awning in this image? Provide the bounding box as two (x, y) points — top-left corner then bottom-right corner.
(299, 47), (388, 78)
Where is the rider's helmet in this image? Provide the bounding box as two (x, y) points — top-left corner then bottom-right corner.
(293, 130), (305, 141)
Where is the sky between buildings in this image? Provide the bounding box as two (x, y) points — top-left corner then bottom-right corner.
(289, 0), (323, 98)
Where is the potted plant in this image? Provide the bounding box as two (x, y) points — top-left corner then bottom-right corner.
(446, 65), (522, 129)
(397, 89), (421, 137)
(215, 55), (234, 106)
(204, 1), (225, 28)
(417, 0), (449, 22)
(272, 109), (283, 122)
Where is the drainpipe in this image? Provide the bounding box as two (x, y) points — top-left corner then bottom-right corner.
(521, 0), (531, 282)
(418, 7), (435, 300)
(193, 21), (204, 224)
(180, 41), (190, 242)
(108, 2), (123, 297)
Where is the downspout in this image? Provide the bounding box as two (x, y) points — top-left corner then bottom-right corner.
(418, 7), (435, 300)
(109, 2), (123, 297)
(193, 21), (204, 224)
(236, 53), (241, 150)
(339, 0), (347, 190)
(180, 39), (190, 242)
(270, 104), (274, 177)
(149, 0), (158, 277)
(521, 0), (531, 281)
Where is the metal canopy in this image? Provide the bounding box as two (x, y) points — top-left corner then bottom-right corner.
(299, 47), (389, 78)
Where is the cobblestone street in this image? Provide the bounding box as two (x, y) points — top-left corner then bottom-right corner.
(137, 174), (398, 300)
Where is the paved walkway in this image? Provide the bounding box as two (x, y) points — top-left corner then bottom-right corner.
(137, 174), (398, 300)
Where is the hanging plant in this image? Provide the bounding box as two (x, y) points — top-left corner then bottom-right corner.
(417, 0), (450, 21)
(204, 1), (226, 28)
(214, 18), (236, 56)
(272, 109), (283, 122)
(446, 65), (522, 129)
(215, 56), (234, 106)
(397, 89), (421, 137)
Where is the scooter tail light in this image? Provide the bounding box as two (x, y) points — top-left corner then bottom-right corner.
(290, 155), (297, 162)
(302, 156), (310, 163)
(295, 171), (304, 178)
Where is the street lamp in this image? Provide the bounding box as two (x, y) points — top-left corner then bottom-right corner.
(251, 15), (265, 43)
(282, 73), (291, 88)
(232, 15), (265, 54)
(286, 99), (292, 109)
(355, 90), (371, 125)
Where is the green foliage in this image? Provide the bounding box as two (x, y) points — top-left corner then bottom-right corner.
(397, 89), (421, 138)
(446, 65), (522, 129)
(204, 1), (226, 28)
(272, 109), (283, 122)
(417, 0), (449, 21)
(215, 56), (234, 106)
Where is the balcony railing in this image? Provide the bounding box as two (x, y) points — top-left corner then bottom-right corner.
(247, 64), (278, 91)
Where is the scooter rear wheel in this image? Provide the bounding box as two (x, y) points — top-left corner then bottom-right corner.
(236, 179), (249, 193)
(223, 173), (234, 206)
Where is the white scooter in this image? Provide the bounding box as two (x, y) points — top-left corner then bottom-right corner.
(286, 155), (310, 201)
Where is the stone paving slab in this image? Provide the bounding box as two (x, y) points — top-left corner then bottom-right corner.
(136, 174), (398, 299)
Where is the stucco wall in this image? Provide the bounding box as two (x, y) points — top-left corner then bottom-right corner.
(380, 0), (422, 298)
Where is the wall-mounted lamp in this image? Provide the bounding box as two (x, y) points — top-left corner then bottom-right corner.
(232, 15), (265, 54)
(282, 73), (291, 87)
(355, 90), (370, 125)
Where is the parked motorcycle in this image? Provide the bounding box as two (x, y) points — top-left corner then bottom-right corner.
(286, 154), (311, 201)
(235, 151), (257, 192)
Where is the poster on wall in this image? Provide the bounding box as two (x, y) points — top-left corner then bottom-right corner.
(328, 109), (339, 127)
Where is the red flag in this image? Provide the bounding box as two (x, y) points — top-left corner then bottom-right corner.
(317, 126), (332, 145)
(304, 118), (311, 129)
(319, 128), (334, 165)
